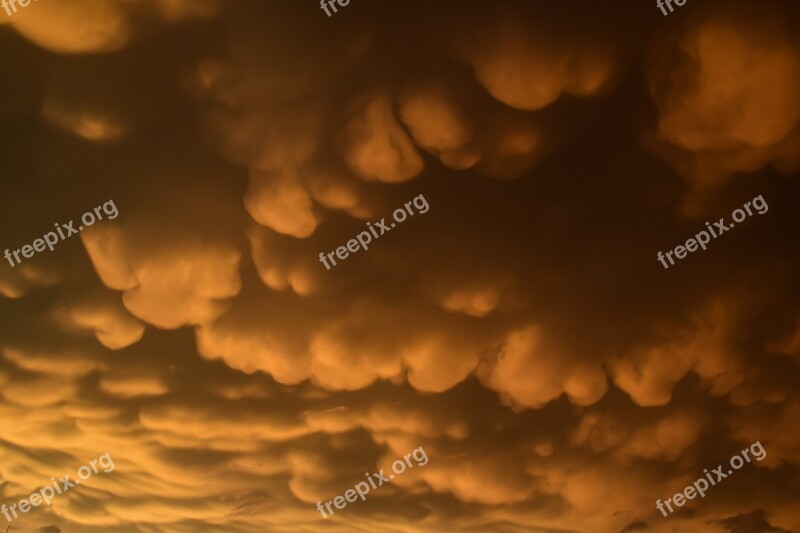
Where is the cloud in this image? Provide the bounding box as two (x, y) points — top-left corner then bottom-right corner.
(643, 1), (800, 213)
(82, 225), (242, 329)
(245, 173), (319, 238)
(711, 509), (792, 533)
(398, 80), (480, 171)
(8, 0), (133, 53)
(480, 325), (608, 410)
(455, 5), (619, 112)
(610, 299), (744, 407)
(339, 93), (425, 183)
(52, 292), (145, 350)
(0, 0), (798, 531)
(620, 519), (649, 533)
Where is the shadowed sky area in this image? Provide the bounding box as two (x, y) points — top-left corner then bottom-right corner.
(1, 0), (799, 531)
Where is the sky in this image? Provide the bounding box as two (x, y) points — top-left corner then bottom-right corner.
(0, 0), (799, 531)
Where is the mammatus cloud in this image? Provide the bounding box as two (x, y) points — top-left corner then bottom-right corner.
(398, 81), (480, 171)
(6, 0), (222, 54)
(479, 325), (608, 410)
(82, 225), (242, 329)
(611, 299), (744, 407)
(52, 292), (145, 350)
(461, 14), (618, 112)
(339, 93), (425, 184)
(643, 1), (800, 214)
(0, 0), (798, 532)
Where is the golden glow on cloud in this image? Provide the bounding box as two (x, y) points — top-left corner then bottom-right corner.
(0, 1), (798, 532)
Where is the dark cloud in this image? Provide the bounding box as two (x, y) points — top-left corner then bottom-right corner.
(620, 519), (649, 533)
(711, 509), (794, 533)
(0, 0), (798, 531)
